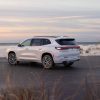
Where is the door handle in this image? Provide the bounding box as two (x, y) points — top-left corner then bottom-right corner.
(25, 48), (29, 50)
(38, 49), (42, 50)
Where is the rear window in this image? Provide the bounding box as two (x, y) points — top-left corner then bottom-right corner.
(56, 39), (76, 45)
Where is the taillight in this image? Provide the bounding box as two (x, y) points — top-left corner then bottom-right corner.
(55, 47), (69, 50)
(75, 46), (80, 49)
(55, 47), (62, 50)
(55, 46), (80, 50)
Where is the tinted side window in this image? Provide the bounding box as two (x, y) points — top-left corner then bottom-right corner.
(31, 39), (42, 46)
(21, 39), (31, 46)
(42, 39), (51, 45)
(56, 39), (76, 45)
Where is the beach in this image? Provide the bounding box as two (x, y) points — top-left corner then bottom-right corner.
(0, 45), (15, 57)
(80, 44), (100, 56)
(0, 43), (100, 58)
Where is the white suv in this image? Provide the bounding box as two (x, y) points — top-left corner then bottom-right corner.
(6, 36), (80, 69)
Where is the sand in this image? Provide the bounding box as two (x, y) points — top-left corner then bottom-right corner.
(0, 44), (100, 57)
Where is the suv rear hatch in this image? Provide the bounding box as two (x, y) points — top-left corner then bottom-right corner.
(55, 38), (80, 57)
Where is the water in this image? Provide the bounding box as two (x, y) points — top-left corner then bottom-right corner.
(0, 42), (100, 46)
(78, 42), (100, 45)
(0, 42), (100, 57)
(0, 43), (18, 46)
(0, 44), (17, 57)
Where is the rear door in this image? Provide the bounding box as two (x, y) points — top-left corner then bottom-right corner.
(29, 38), (51, 62)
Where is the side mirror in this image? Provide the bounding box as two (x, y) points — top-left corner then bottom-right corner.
(18, 44), (24, 47)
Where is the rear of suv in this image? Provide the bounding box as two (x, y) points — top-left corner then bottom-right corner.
(6, 36), (80, 69)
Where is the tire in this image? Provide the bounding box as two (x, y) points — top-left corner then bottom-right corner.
(64, 62), (74, 67)
(8, 52), (17, 65)
(42, 55), (54, 69)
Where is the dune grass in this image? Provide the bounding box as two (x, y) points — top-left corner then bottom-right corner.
(0, 59), (100, 100)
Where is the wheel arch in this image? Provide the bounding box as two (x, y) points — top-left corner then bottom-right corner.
(8, 51), (16, 55)
(8, 51), (16, 58)
(41, 52), (54, 61)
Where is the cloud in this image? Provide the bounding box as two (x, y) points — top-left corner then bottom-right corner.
(0, 14), (100, 42)
(0, 0), (100, 11)
(0, 0), (100, 42)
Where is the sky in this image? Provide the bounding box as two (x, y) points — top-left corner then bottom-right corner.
(0, 0), (100, 42)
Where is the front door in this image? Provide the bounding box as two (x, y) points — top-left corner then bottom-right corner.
(18, 39), (32, 59)
(28, 39), (43, 61)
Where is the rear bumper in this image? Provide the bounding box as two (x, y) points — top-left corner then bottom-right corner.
(63, 59), (80, 64)
(53, 55), (80, 64)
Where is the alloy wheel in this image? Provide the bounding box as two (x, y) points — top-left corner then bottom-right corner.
(8, 53), (17, 65)
(42, 55), (54, 69)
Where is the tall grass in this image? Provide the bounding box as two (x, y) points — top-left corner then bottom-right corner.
(0, 77), (96, 100)
(0, 58), (100, 100)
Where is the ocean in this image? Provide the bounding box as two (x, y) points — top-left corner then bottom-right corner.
(0, 42), (100, 57)
(0, 42), (100, 46)
(78, 42), (100, 45)
(0, 43), (18, 46)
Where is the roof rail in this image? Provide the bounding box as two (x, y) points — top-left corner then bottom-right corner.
(33, 36), (59, 38)
(59, 36), (68, 37)
(33, 36), (68, 38)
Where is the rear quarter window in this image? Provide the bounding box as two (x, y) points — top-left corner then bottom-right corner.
(42, 39), (51, 45)
(56, 39), (76, 45)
